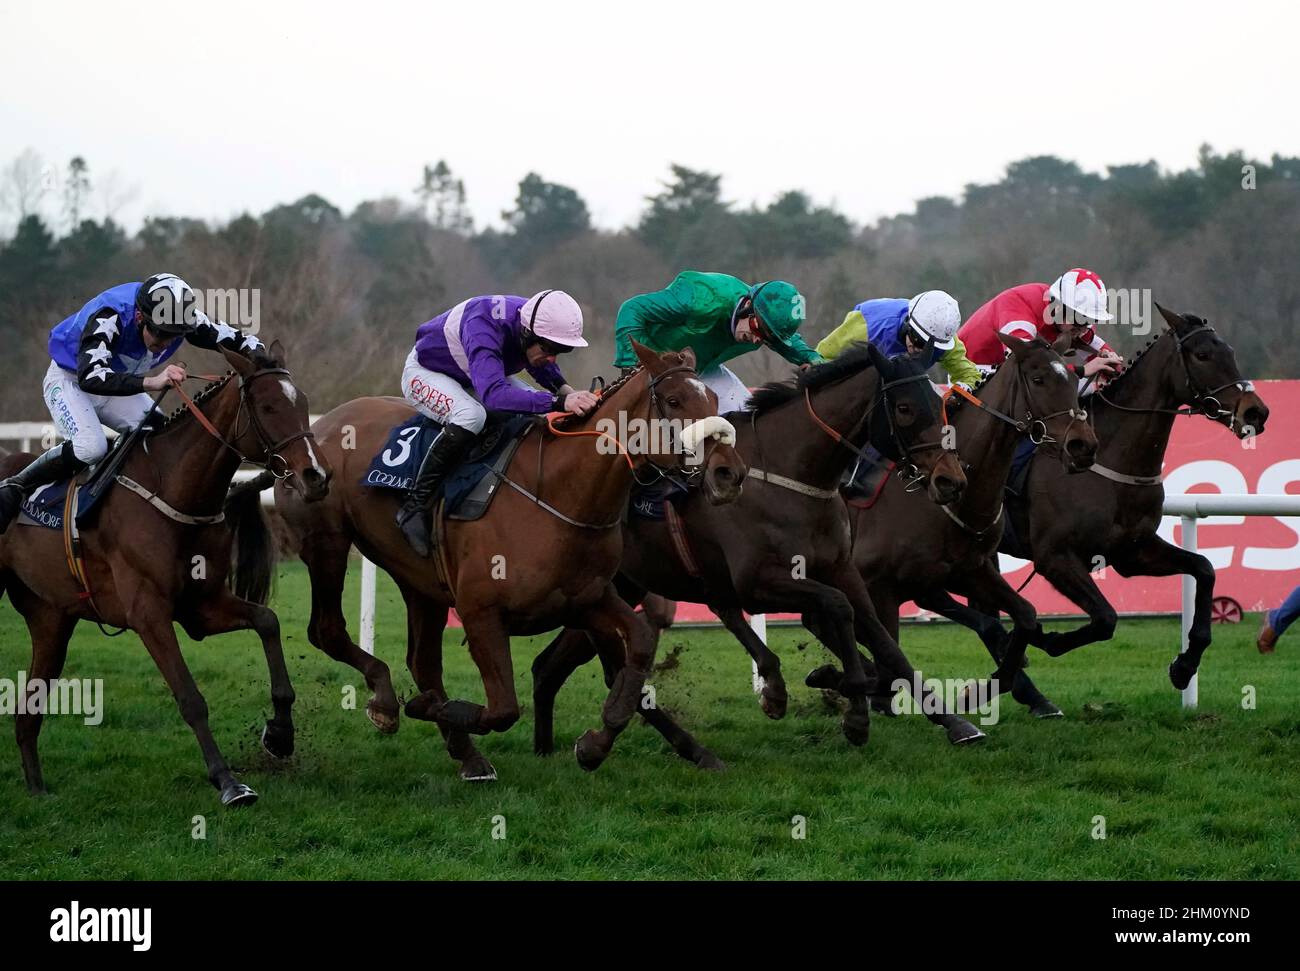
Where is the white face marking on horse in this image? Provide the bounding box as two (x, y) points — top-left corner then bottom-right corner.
(1051, 362), (1069, 382)
(305, 439), (324, 474)
(687, 378), (709, 402)
(279, 378), (298, 404)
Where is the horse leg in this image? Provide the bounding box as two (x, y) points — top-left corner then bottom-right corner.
(640, 593), (677, 637)
(1030, 553), (1119, 659)
(530, 627), (599, 756)
(1112, 536), (1216, 690)
(14, 597), (75, 795)
(573, 584), (659, 771)
(300, 531), (400, 733)
(832, 566), (985, 745)
(916, 587), (1061, 718)
(132, 599), (257, 806)
(180, 590), (297, 758)
(401, 589), (496, 781)
(715, 605), (787, 719)
(408, 606), (519, 738)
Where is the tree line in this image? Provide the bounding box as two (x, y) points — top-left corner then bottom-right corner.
(0, 145), (1296, 421)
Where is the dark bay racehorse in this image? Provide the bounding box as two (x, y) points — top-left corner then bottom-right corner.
(530, 344), (985, 768)
(807, 334), (1098, 717)
(229, 343), (744, 781)
(0, 344), (329, 806)
(945, 306), (1268, 688)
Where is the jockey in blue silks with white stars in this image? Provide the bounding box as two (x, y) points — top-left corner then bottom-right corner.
(0, 273), (265, 533)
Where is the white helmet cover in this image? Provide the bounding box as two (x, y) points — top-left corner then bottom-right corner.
(906, 290), (961, 350)
(522, 289), (587, 348)
(1048, 268), (1113, 322)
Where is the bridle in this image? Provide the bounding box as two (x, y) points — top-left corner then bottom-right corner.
(1095, 324), (1253, 428)
(945, 360), (1087, 447)
(805, 370), (952, 493)
(170, 366), (315, 479)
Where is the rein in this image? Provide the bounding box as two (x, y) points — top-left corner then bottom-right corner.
(943, 370), (1085, 447)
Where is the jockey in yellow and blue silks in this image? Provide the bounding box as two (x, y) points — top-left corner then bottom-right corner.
(816, 290), (981, 390)
(0, 273), (263, 534)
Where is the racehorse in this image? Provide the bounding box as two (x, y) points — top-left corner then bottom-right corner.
(0, 344), (329, 806)
(940, 305), (1268, 688)
(529, 342), (985, 768)
(806, 333), (1098, 717)
(228, 342), (744, 781)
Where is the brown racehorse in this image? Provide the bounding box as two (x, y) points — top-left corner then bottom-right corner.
(530, 343), (987, 767)
(806, 333), (1099, 717)
(941, 306), (1269, 689)
(230, 342), (745, 781)
(0, 344), (329, 806)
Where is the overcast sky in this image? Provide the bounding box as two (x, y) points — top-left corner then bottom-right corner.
(1, 0), (1295, 234)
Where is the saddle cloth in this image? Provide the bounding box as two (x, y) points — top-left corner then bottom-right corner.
(361, 412), (534, 522)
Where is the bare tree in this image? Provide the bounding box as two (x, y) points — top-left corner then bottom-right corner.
(0, 148), (53, 219)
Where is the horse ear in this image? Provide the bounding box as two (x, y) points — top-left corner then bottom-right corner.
(866, 340), (891, 374)
(676, 346), (697, 371)
(1155, 302), (1186, 333)
(1051, 333), (1073, 356)
(631, 339), (662, 373)
(268, 338), (287, 366)
(998, 332), (1031, 359)
(221, 345), (255, 376)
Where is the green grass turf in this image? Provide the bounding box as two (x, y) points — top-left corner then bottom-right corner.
(2, 560), (1298, 880)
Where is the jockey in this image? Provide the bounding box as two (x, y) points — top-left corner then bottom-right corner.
(395, 289), (598, 557)
(957, 268), (1125, 389)
(614, 271), (821, 413)
(0, 273), (265, 534)
(815, 290), (981, 389)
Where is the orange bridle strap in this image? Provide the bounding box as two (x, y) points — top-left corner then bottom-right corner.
(544, 387), (635, 471)
(942, 383), (984, 426)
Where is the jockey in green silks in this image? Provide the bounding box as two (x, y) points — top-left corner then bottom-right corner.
(614, 271), (822, 413)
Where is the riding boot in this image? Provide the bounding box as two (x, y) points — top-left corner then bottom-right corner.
(0, 441), (85, 534)
(395, 424), (479, 558)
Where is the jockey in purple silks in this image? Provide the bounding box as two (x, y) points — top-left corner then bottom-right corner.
(394, 289), (597, 557)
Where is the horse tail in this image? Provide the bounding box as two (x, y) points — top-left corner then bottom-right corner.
(225, 471), (278, 606)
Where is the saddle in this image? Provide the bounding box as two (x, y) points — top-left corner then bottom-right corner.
(18, 424), (145, 530)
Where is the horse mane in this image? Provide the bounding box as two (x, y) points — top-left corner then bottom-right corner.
(153, 371), (236, 434)
(747, 342), (881, 415)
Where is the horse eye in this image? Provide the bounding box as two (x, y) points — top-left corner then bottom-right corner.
(667, 397), (680, 408)
(1032, 376), (1044, 385)
(1195, 352), (1211, 362)
(897, 402), (911, 414)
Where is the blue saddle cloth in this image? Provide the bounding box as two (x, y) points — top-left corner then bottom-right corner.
(361, 414), (533, 517)
(16, 431), (134, 530)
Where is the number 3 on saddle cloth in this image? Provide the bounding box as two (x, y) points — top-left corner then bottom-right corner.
(362, 412), (535, 521)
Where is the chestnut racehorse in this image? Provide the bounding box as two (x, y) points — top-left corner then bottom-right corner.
(230, 342), (744, 781)
(0, 344), (329, 806)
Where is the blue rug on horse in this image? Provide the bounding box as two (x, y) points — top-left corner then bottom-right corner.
(361, 413), (533, 517)
(18, 479), (95, 530)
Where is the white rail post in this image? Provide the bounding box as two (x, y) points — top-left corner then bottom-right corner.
(360, 556), (377, 655)
(1180, 515), (1198, 709)
(749, 613), (767, 693)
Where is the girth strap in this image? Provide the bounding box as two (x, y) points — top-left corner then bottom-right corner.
(664, 501), (702, 578)
(61, 484), (127, 636)
(747, 467), (839, 500)
(1087, 463), (1163, 487)
(941, 501), (1004, 539)
(493, 471), (621, 529)
(115, 475), (227, 525)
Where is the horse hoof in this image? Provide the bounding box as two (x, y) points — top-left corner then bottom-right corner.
(1030, 701), (1064, 719)
(841, 715), (871, 747)
(805, 665), (842, 690)
(459, 757), (498, 782)
(367, 699), (401, 734)
(1168, 655), (1197, 691)
(760, 691), (788, 720)
(696, 751), (727, 771)
(220, 782), (259, 807)
(261, 723), (294, 759)
(947, 720), (986, 745)
(574, 731), (607, 772)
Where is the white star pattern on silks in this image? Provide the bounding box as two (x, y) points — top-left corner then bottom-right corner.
(93, 314), (120, 340)
(149, 275), (190, 301)
(86, 343), (112, 365)
(195, 311), (214, 329)
(86, 364), (114, 383)
(214, 320), (239, 343)
(241, 334), (264, 352)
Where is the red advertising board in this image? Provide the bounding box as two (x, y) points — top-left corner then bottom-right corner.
(669, 379), (1300, 624)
